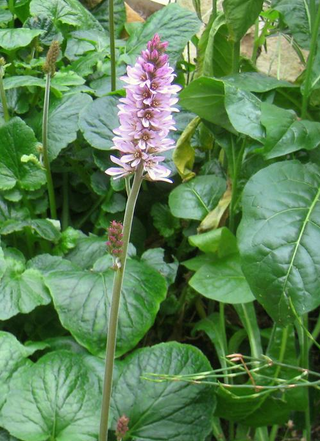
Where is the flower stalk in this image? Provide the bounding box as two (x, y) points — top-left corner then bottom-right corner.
(0, 58), (10, 122)
(42, 41), (60, 220)
(100, 34), (180, 441)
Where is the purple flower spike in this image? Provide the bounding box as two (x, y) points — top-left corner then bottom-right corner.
(105, 34), (181, 183)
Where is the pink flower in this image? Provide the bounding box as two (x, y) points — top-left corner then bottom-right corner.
(105, 34), (181, 182)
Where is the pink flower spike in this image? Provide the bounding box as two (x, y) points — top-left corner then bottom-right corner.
(106, 34), (181, 183)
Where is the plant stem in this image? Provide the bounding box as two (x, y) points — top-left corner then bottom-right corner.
(76, 195), (105, 229)
(212, 417), (226, 441)
(8, 0), (15, 27)
(229, 138), (246, 234)
(99, 164), (144, 441)
(42, 73), (57, 219)
(309, 313), (320, 350)
(251, 18), (260, 63)
(301, 2), (320, 119)
(269, 424), (279, 441)
(109, 0), (116, 92)
(302, 314), (312, 441)
(62, 172), (69, 231)
(231, 40), (240, 73)
(0, 66), (10, 122)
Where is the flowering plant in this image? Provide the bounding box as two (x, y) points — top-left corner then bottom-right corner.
(106, 34), (181, 182)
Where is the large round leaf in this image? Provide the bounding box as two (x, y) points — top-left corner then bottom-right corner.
(2, 351), (101, 441)
(169, 175), (226, 221)
(45, 258), (167, 356)
(238, 161), (320, 324)
(111, 342), (216, 441)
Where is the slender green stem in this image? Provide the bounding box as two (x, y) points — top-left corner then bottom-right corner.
(99, 164), (144, 441)
(212, 417), (226, 441)
(8, 0), (15, 27)
(269, 424), (279, 441)
(309, 314), (320, 350)
(109, 0), (116, 92)
(76, 195), (105, 229)
(301, 2), (320, 119)
(0, 67), (10, 122)
(62, 173), (69, 231)
(229, 138), (246, 234)
(231, 40), (240, 73)
(251, 18), (260, 63)
(302, 314), (312, 441)
(42, 73), (57, 219)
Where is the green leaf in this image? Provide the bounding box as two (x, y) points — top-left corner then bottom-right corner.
(169, 175), (226, 221)
(101, 193), (125, 213)
(179, 77), (234, 132)
(193, 313), (227, 361)
(238, 161), (320, 324)
(79, 96), (119, 150)
(224, 72), (295, 92)
(188, 227), (237, 258)
(29, 93), (92, 161)
(126, 3), (201, 65)
(0, 428), (19, 441)
(2, 351), (101, 441)
(30, 0), (104, 31)
(223, 0), (264, 41)
(1, 219), (61, 242)
(261, 102), (320, 158)
(173, 116), (199, 180)
(3, 76), (46, 90)
(224, 83), (264, 141)
(0, 332), (34, 419)
(65, 233), (107, 269)
(190, 254), (255, 304)
(112, 342), (216, 441)
(0, 118), (46, 191)
(0, 252), (51, 320)
(151, 202), (180, 237)
(0, 29), (43, 50)
(45, 259), (167, 356)
(272, 0), (311, 49)
(92, 0), (126, 37)
(141, 248), (178, 287)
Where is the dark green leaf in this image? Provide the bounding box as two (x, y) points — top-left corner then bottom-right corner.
(126, 3), (201, 65)
(92, 0), (126, 37)
(79, 96), (119, 151)
(238, 161), (320, 324)
(65, 233), (107, 269)
(151, 202), (180, 237)
(101, 193), (125, 213)
(223, 0), (264, 41)
(46, 259), (167, 356)
(0, 118), (46, 191)
(169, 175), (226, 221)
(112, 342), (216, 441)
(141, 248), (178, 287)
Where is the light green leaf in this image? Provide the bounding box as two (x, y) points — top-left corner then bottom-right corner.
(112, 342), (216, 441)
(224, 83), (264, 141)
(45, 259), (167, 356)
(238, 161), (320, 324)
(79, 96), (119, 151)
(141, 248), (178, 287)
(2, 351), (101, 441)
(224, 72), (294, 92)
(261, 102), (320, 158)
(169, 175), (226, 221)
(30, 0), (103, 31)
(0, 118), (46, 191)
(1, 219), (61, 242)
(126, 3), (201, 65)
(3, 76), (46, 90)
(65, 233), (107, 269)
(0, 253), (51, 320)
(0, 29), (43, 50)
(188, 227), (237, 258)
(223, 0), (264, 41)
(190, 253), (255, 304)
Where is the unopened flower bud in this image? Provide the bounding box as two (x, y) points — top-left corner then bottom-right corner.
(106, 221), (123, 258)
(43, 40), (60, 77)
(115, 415), (129, 440)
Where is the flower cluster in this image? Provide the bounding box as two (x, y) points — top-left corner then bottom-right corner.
(106, 221), (123, 257)
(105, 34), (181, 183)
(115, 415), (129, 440)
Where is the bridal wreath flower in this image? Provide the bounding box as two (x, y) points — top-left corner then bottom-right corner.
(105, 34), (181, 183)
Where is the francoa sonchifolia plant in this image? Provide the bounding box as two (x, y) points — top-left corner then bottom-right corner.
(0, 0), (320, 440)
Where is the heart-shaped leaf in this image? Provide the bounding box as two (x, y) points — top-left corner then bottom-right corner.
(44, 258), (167, 356)
(2, 351), (101, 441)
(0, 118), (46, 191)
(238, 161), (320, 324)
(111, 342), (216, 441)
